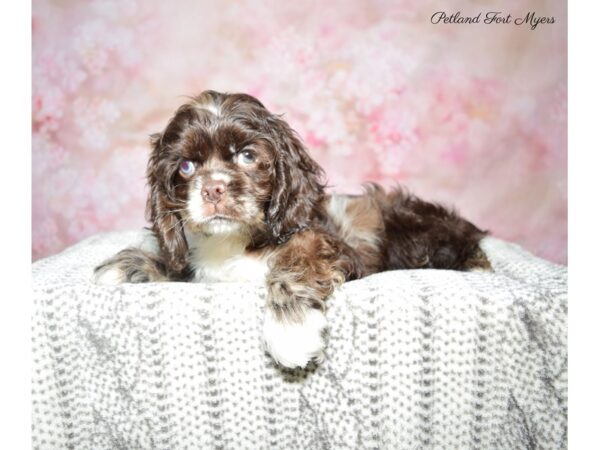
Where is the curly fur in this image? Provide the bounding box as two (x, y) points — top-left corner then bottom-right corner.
(95, 90), (490, 368)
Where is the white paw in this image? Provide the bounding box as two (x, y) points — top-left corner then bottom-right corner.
(262, 307), (328, 369)
(93, 267), (126, 285)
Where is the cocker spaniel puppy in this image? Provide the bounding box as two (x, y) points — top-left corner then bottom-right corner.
(95, 90), (490, 368)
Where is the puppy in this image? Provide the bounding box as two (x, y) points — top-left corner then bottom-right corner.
(95, 90), (490, 368)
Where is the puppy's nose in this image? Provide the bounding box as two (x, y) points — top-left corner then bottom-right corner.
(201, 180), (227, 203)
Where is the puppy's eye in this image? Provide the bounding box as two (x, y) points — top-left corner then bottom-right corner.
(238, 150), (256, 165)
(179, 160), (196, 177)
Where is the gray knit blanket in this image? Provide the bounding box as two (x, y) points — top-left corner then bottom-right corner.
(32, 230), (567, 449)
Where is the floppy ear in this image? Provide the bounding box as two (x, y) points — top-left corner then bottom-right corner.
(266, 116), (325, 243)
(145, 133), (189, 274)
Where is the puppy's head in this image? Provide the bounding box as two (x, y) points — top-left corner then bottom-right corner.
(147, 90), (325, 273)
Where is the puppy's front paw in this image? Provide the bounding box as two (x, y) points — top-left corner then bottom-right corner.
(262, 307), (328, 369)
(93, 248), (169, 285)
(94, 265), (127, 285)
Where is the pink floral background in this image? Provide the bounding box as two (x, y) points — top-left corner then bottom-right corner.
(32, 0), (567, 263)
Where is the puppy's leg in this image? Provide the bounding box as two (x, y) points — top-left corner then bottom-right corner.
(262, 230), (346, 369)
(463, 246), (493, 272)
(381, 187), (491, 271)
(94, 248), (169, 285)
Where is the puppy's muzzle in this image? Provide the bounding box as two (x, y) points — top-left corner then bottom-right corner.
(202, 180), (227, 204)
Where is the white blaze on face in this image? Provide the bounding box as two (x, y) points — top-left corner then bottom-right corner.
(209, 171), (232, 183)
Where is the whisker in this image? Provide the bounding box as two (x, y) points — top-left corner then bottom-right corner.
(154, 208), (188, 218)
(162, 216), (191, 235)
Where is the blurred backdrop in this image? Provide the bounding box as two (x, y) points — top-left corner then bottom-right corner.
(32, 0), (567, 263)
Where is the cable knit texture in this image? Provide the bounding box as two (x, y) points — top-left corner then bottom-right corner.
(32, 230), (567, 449)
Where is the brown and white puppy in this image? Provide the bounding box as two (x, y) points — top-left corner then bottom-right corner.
(95, 90), (490, 368)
